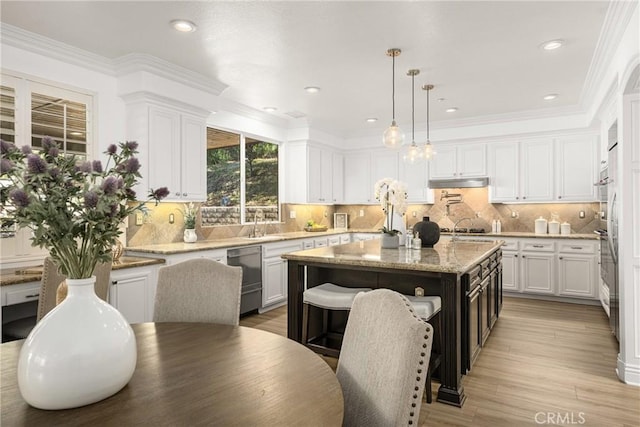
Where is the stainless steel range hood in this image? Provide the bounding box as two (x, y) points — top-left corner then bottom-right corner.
(428, 177), (489, 189)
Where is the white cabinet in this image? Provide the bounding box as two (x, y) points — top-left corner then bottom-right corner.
(344, 152), (372, 203)
(429, 144), (486, 179)
(557, 241), (597, 298)
(489, 134), (598, 203)
(109, 265), (159, 324)
(555, 135), (598, 201)
(261, 241), (303, 311)
(400, 158), (434, 203)
(157, 249), (227, 266)
(125, 96), (208, 202)
(332, 152), (344, 203)
(285, 142), (338, 203)
(343, 150), (398, 204)
(520, 252), (555, 295)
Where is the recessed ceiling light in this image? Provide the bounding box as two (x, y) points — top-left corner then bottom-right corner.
(543, 94), (558, 101)
(446, 107), (458, 113)
(263, 107), (277, 112)
(171, 20), (197, 33)
(304, 86), (321, 93)
(366, 118), (378, 123)
(541, 39), (564, 50)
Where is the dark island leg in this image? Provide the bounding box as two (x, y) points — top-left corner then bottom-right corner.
(287, 261), (306, 342)
(437, 272), (466, 407)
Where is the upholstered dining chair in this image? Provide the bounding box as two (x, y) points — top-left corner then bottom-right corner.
(153, 258), (242, 326)
(336, 289), (433, 427)
(3, 257), (113, 341)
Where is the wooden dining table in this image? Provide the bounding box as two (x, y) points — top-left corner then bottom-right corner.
(1, 323), (344, 426)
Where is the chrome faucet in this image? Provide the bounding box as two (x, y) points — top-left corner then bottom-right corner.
(250, 209), (263, 238)
(452, 217), (473, 241)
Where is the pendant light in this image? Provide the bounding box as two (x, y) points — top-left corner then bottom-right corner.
(422, 84), (435, 160)
(383, 48), (404, 149)
(402, 69), (423, 164)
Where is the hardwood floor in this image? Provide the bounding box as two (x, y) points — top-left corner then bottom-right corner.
(240, 298), (640, 426)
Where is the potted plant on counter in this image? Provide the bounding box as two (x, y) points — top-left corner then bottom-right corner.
(374, 178), (408, 248)
(181, 202), (199, 243)
(0, 137), (168, 410)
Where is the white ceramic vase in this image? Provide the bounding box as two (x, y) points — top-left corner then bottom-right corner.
(183, 228), (197, 243)
(17, 276), (137, 410)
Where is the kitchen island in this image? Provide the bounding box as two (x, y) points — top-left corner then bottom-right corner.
(283, 237), (503, 407)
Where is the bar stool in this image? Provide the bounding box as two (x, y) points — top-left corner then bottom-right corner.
(405, 295), (442, 404)
(301, 283), (372, 358)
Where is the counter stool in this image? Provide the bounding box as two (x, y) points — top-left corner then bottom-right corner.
(406, 295), (442, 404)
(302, 283), (372, 358)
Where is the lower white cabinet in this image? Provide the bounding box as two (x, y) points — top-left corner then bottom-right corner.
(462, 236), (599, 302)
(109, 265), (159, 324)
(261, 241), (303, 311)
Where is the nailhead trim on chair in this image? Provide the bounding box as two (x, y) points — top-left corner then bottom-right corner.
(399, 294), (432, 426)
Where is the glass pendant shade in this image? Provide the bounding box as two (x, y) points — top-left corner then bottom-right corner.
(402, 142), (423, 163)
(383, 121), (404, 148)
(424, 140), (434, 160)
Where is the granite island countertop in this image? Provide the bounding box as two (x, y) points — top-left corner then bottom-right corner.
(0, 256), (166, 287)
(281, 237), (504, 275)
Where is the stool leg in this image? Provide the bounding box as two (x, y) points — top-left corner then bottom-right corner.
(302, 303), (310, 345)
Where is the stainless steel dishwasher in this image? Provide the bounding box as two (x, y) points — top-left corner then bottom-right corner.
(227, 246), (262, 315)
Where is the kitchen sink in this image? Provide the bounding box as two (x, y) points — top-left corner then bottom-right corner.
(240, 235), (282, 242)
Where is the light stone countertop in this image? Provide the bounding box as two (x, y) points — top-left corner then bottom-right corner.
(1, 256), (166, 287)
(125, 228), (597, 256)
(282, 237), (504, 275)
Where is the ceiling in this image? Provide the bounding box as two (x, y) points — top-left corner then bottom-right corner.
(0, 1), (611, 138)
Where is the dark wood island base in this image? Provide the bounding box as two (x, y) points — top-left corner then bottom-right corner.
(284, 238), (503, 408)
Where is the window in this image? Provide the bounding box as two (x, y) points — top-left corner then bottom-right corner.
(204, 128), (279, 226)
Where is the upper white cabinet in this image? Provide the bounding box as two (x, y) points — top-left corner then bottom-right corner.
(429, 143), (486, 179)
(124, 94), (209, 202)
(399, 158), (435, 203)
(555, 134), (598, 201)
(489, 134), (597, 203)
(343, 150), (399, 204)
(332, 152), (344, 203)
(285, 142), (339, 204)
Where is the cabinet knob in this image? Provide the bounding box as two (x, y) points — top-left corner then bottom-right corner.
(514, 254), (518, 258)
(111, 280), (118, 285)
(558, 196), (562, 199)
(522, 255), (526, 258)
(559, 256), (563, 260)
(183, 192), (187, 196)
(516, 197), (519, 200)
(175, 192), (181, 196)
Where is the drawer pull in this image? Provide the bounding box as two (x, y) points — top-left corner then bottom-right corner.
(24, 293), (39, 299)
(532, 245), (544, 248)
(570, 246), (583, 250)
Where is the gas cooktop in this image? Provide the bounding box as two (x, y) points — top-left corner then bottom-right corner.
(439, 227), (487, 234)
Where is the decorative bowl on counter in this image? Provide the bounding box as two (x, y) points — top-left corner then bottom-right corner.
(304, 226), (328, 232)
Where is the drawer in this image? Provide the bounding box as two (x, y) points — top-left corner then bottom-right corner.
(501, 240), (519, 251)
(263, 242), (303, 259)
(558, 242), (596, 254)
(5, 284), (41, 306)
(303, 240), (315, 249)
(522, 241), (555, 252)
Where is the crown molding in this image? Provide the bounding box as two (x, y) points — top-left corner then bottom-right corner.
(120, 91), (212, 118)
(0, 24), (115, 75)
(113, 53), (227, 97)
(581, 1), (638, 112)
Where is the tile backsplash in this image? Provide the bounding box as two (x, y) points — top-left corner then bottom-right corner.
(126, 188), (600, 246)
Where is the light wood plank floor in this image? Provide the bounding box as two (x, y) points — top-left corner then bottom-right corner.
(240, 297), (640, 426)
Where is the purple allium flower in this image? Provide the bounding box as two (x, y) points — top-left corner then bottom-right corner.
(116, 177), (124, 189)
(152, 187), (170, 200)
(92, 160), (103, 173)
(49, 167), (60, 179)
(78, 161), (92, 173)
(101, 176), (118, 195)
(125, 188), (137, 199)
(0, 140), (17, 155)
(48, 145), (59, 157)
(27, 154), (47, 174)
(123, 141), (138, 151)
(0, 158), (14, 174)
(21, 145), (32, 155)
(109, 203), (119, 217)
(106, 144), (118, 155)
(9, 188), (30, 208)
(41, 136), (59, 155)
(123, 157), (140, 174)
(84, 190), (98, 209)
